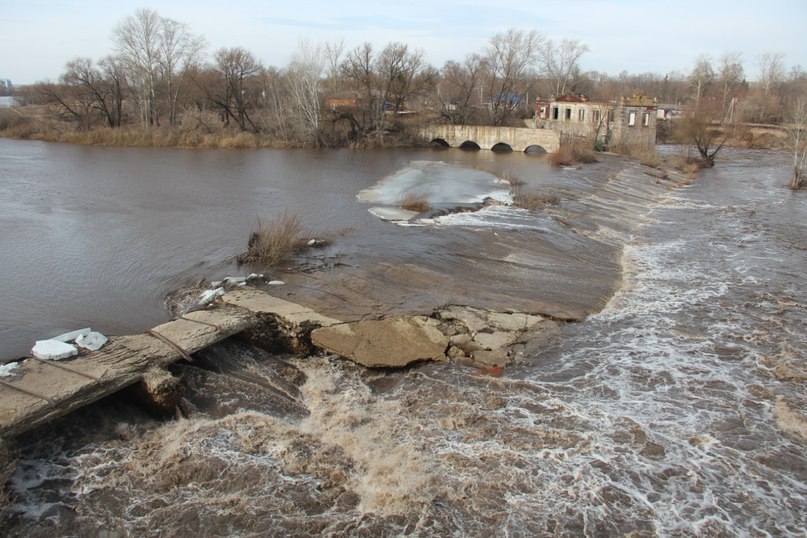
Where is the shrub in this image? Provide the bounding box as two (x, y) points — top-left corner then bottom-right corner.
(547, 138), (596, 166)
(548, 144), (575, 166)
(237, 213), (328, 266)
(398, 194), (430, 212)
(513, 187), (561, 210)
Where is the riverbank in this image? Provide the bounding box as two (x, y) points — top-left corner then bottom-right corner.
(0, 105), (422, 150)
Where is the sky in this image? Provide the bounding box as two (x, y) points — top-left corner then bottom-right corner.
(1, 0), (806, 86)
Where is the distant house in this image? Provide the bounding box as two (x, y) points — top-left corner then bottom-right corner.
(534, 92), (658, 149)
(325, 91), (361, 111)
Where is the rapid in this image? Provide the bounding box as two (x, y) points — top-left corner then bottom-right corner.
(2, 145), (805, 536)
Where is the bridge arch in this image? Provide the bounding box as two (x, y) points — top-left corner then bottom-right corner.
(459, 140), (481, 151)
(524, 144), (547, 154)
(429, 138), (450, 148)
(491, 142), (513, 153)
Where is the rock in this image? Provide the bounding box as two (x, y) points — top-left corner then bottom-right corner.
(447, 346), (466, 360)
(449, 333), (479, 354)
(311, 316), (449, 368)
(471, 348), (511, 367)
(474, 331), (519, 351)
(31, 339), (78, 360)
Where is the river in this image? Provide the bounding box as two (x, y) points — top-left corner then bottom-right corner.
(1, 142), (806, 536)
(0, 139), (559, 360)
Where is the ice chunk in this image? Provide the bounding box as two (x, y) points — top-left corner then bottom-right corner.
(0, 362), (19, 377)
(32, 340), (78, 360)
(358, 161), (512, 205)
(52, 328), (91, 343)
(75, 331), (108, 351)
(268, 280), (285, 286)
(222, 276), (247, 288)
(368, 207), (418, 222)
(199, 287), (225, 305)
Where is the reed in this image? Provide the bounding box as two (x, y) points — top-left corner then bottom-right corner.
(238, 213), (330, 266)
(512, 187), (561, 210)
(398, 194), (431, 213)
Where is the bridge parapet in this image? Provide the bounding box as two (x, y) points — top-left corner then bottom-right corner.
(420, 124), (560, 153)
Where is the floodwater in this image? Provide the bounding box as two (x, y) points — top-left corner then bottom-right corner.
(2, 143), (807, 536)
(0, 139), (556, 360)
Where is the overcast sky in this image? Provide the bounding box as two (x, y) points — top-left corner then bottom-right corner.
(2, 0), (805, 85)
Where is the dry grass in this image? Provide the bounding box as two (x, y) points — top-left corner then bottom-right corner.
(398, 194), (431, 212)
(611, 142), (661, 168)
(547, 138), (597, 167)
(547, 144), (575, 167)
(513, 187), (561, 210)
(500, 174), (525, 187)
(237, 213), (329, 266)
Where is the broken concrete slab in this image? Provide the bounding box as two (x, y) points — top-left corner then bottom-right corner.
(222, 288), (341, 356)
(132, 368), (185, 415)
(311, 316), (448, 368)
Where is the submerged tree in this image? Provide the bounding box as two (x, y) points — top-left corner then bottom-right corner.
(680, 103), (727, 167)
(784, 99), (807, 189)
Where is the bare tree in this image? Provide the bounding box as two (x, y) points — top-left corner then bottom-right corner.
(680, 102), (726, 167)
(206, 47), (263, 132)
(484, 28), (543, 125)
(540, 38), (589, 98)
(341, 42), (381, 137)
(438, 54), (486, 124)
(158, 17), (206, 126)
(286, 40), (325, 144)
(35, 69), (95, 130)
(113, 8), (163, 126)
(689, 54), (714, 106)
(784, 98), (807, 189)
(324, 39), (346, 94)
(376, 42), (436, 118)
(759, 52), (785, 96)
(97, 55), (127, 128)
(61, 57), (125, 129)
(717, 52), (744, 122)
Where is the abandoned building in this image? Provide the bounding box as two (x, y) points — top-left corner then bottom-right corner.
(533, 92), (658, 149)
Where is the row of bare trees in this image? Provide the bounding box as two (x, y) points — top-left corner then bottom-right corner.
(12, 8), (807, 155)
(15, 9), (595, 142)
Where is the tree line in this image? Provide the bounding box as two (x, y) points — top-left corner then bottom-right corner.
(9, 8), (807, 150)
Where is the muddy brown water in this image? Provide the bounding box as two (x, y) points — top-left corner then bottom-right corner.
(0, 140), (565, 360)
(2, 143), (806, 536)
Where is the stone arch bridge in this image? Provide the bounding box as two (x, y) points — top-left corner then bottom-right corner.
(420, 124), (560, 153)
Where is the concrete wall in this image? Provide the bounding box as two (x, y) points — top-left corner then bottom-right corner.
(421, 125), (560, 152)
